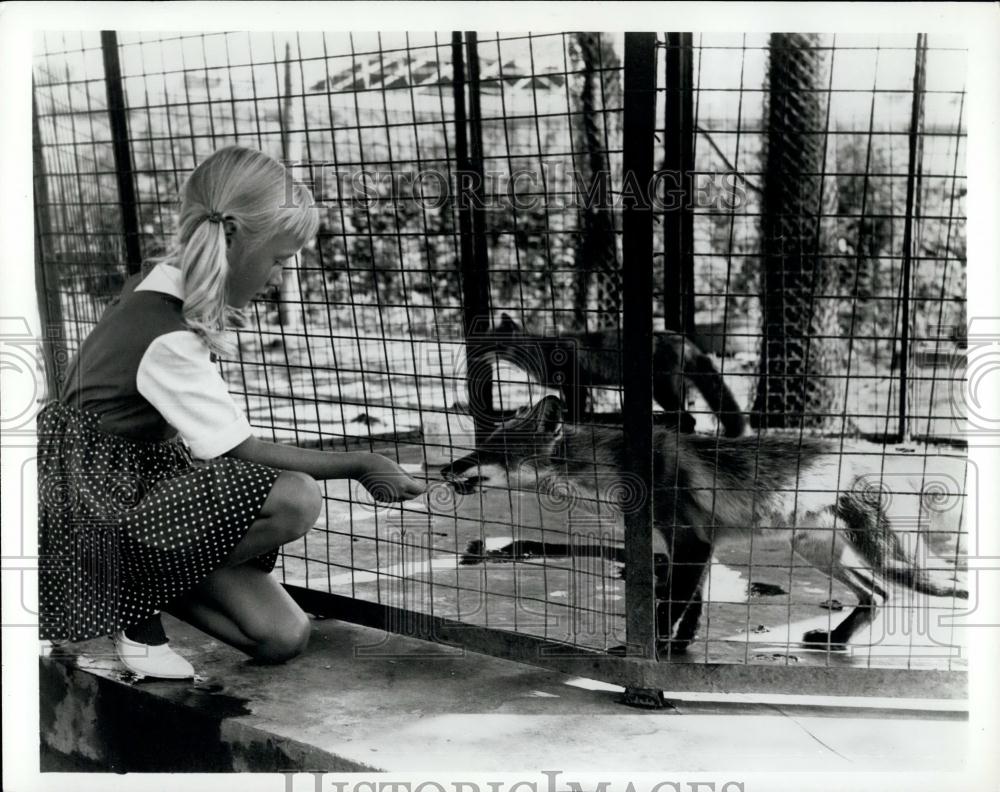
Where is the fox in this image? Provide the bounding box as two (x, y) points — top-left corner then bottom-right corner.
(480, 313), (746, 437)
(441, 395), (968, 656)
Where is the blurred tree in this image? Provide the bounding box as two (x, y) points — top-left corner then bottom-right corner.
(751, 33), (843, 431)
(568, 32), (621, 332)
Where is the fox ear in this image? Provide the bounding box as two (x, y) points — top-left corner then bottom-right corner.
(536, 395), (564, 436)
(498, 312), (519, 333)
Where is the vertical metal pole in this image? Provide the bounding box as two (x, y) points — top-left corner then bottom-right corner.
(101, 30), (143, 275)
(33, 88), (66, 399)
(278, 40), (303, 332)
(452, 31), (494, 442)
(622, 32), (658, 660)
(662, 32), (695, 337)
(899, 33), (927, 442)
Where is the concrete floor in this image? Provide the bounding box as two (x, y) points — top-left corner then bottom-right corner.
(42, 613), (968, 773)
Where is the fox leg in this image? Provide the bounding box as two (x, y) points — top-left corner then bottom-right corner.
(790, 508), (888, 648)
(669, 586), (703, 650)
(682, 353), (746, 438)
(560, 383), (580, 422)
(652, 378), (696, 434)
(655, 532), (711, 655)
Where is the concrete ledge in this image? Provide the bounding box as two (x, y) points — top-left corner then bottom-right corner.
(40, 615), (969, 773)
(40, 651), (375, 772)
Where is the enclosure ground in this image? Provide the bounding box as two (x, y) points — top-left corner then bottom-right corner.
(40, 614), (968, 773)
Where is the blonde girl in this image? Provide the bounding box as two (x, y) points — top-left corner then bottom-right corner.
(38, 145), (424, 678)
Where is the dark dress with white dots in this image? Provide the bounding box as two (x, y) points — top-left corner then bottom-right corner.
(37, 270), (282, 643)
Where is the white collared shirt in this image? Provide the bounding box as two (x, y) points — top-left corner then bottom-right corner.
(134, 263), (254, 459)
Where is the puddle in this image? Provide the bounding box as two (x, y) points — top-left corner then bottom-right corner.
(753, 653), (800, 663)
(739, 624), (772, 634)
(146, 676), (254, 719)
(64, 653), (248, 716)
(460, 537), (622, 566)
(749, 582), (787, 598)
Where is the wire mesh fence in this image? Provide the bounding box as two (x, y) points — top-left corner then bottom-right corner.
(33, 29), (968, 696)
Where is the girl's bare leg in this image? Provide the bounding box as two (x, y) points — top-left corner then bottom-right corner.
(220, 470), (323, 566)
(163, 470), (322, 661)
(165, 563), (311, 663)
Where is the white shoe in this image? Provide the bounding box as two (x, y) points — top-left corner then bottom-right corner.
(113, 631), (195, 680)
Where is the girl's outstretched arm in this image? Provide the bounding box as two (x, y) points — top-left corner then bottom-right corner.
(224, 436), (426, 502)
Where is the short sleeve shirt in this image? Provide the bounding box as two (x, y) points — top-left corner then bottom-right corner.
(132, 264), (253, 459)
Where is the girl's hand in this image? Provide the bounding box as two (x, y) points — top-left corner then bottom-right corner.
(357, 454), (426, 502)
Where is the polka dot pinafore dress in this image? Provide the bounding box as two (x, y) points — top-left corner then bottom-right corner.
(37, 266), (282, 643)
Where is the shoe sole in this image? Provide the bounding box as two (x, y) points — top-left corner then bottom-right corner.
(117, 658), (194, 680)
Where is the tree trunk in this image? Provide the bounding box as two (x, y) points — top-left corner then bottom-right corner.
(751, 33), (842, 431)
(571, 32), (620, 333)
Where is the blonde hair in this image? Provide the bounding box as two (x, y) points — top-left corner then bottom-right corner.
(148, 145), (318, 356)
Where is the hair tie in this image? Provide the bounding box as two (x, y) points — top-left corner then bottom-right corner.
(206, 211), (224, 224)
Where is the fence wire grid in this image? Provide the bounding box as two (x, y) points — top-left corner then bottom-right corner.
(33, 30), (968, 697)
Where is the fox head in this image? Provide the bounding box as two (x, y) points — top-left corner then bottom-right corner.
(440, 395), (565, 492)
(486, 312), (562, 388)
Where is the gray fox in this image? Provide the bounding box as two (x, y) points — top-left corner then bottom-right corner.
(442, 395), (967, 655)
(480, 313), (746, 437)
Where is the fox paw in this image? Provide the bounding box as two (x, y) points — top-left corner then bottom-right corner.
(621, 687), (670, 709)
(801, 629), (847, 650)
(656, 638), (691, 658)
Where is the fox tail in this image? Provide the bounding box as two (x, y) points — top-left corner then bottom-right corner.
(839, 493), (968, 600)
(880, 555), (968, 599)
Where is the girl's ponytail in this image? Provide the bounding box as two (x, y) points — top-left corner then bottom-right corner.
(149, 146), (318, 357)
(179, 212), (236, 357)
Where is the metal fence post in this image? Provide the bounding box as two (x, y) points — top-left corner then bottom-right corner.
(662, 32), (696, 337)
(899, 33), (927, 443)
(622, 32), (658, 661)
(278, 40), (303, 334)
(452, 31), (494, 442)
(100, 30), (143, 276)
(33, 87), (66, 398)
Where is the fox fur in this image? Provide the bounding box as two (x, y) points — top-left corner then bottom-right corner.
(442, 395), (967, 654)
(479, 313), (746, 437)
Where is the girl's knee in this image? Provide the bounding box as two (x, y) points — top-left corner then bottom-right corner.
(252, 610), (311, 664)
(270, 471), (323, 539)
(294, 472), (324, 525)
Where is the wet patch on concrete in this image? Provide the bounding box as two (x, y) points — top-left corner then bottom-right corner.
(754, 653), (801, 663)
(140, 676), (254, 720)
(749, 581), (787, 597)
